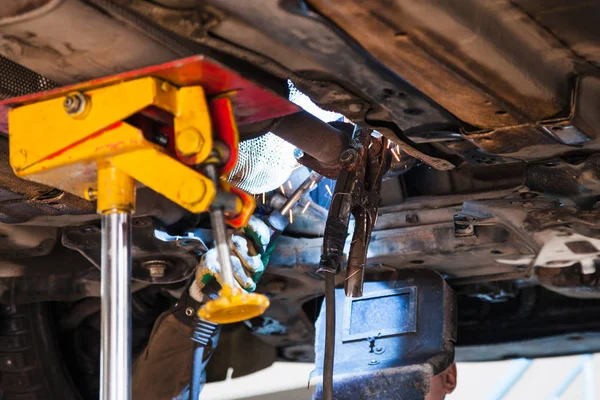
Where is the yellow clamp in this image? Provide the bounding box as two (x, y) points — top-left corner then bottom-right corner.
(8, 77), (217, 214)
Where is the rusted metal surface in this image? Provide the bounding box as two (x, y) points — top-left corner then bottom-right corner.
(270, 111), (349, 177)
(526, 154), (600, 206)
(0, 0), (179, 84)
(308, 0), (576, 129)
(0, 0), (52, 19)
(538, 266), (600, 299)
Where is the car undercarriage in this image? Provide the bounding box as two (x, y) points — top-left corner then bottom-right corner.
(3, 0), (600, 399)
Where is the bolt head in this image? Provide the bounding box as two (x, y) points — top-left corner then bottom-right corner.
(142, 260), (170, 278)
(63, 92), (88, 116)
(178, 178), (206, 206)
(85, 187), (97, 201)
(348, 103), (362, 113)
(147, 265), (166, 278)
(185, 307), (195, 317)
(176, 128), (204, 156)
(160, 81), (171, 92)
(340, 149), (359, 169)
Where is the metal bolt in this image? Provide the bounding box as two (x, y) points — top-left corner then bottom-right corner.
(374, 346), (385, 355)
(348, 103), (362, 113)
(85, 187), (98, 201)
(176, 128), (204, 156)
(340, 148), (359, 169)
(454, 214), (474, 237)
(147, 265), (165, 278)
(178, 178), (206, 206)
(368, 359), (379, 366)
(185, 307), (194, 317)
(142, 260), (169, 278)
(63, 92), (88, 116)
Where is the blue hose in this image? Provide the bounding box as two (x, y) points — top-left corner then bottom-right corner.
(189, 316), (219, 400)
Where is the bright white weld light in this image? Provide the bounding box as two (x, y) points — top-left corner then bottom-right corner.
(262, 192), (266, 204)
(391, 148), (401, 162)
(287, 181), (293, 189)
(302, 202), (311, 214)
(325, 184), (333, 196)
(280, 186), (286, 195)
(289, 210), (294, 224)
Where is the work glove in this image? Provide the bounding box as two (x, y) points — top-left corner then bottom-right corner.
(198, 216), (270, 292)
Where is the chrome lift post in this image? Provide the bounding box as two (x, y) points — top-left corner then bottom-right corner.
(100, 211), (132, 400)
(97, 166), (136, 400)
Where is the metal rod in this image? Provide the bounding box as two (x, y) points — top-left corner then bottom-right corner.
(322, 272), (336, 400)
(205, 163), (236, 289)
(345, 209), (368, 298)
(210, 206), (235, 288)
(100, 211), (132, 400)
(267, 172), (323, 234)
(280, 172), (323, 216)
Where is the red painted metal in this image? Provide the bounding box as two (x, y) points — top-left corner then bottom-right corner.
(0, 55), (299, 126)
(210, 97), (239, 175)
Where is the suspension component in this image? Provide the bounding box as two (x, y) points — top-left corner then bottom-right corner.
(1, 56), (297, 400)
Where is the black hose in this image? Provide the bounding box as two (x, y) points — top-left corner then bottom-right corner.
(323, 272), (336, 400)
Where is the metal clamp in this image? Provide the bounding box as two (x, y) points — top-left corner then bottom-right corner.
(318, 127), (390, 297)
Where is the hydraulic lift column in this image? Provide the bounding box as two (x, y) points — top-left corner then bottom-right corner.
(97, 166), (135, 400)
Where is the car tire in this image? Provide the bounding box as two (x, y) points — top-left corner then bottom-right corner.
(0, 302), (81, 400)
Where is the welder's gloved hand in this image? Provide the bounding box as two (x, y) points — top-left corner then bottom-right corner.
(198, 216), (270, 292)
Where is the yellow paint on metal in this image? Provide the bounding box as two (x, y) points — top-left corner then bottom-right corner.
(97, 164), (135, 213)
(109, 148), (215, 214)
(16, 123), (152, 199)
(173, 86), (212, 164)
(8, 76), (217, 214)
(9, 77), (212, 173)
(176, 128), (204, 156)
(197, 284), (270, 324)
